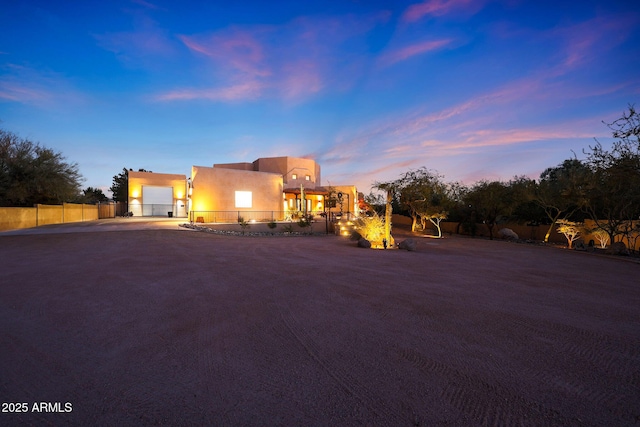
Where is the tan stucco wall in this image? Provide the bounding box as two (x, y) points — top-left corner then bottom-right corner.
(253, 157), (321, 190)
(128, 171), (187, 200)
(331, 185), (358, 215)
(213, 162), (254, 171)
(191, 165), (284, 215)
(128, 171), (187, 216)
(212, 156), (322, 190)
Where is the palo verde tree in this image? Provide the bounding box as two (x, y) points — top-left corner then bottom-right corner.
(556, 219), (583, 249)
(584, 105), (640, 246)
(0, 127), (83, 207)
(535, 158), (590, 242)
(393, 167), (449, 233)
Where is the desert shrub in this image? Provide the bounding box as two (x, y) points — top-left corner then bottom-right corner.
(281, 224), (294, 233)
(354, 214), (385, 246)
(238, 216), (250, 235)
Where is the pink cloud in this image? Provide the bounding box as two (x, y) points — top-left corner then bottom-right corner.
(155, 82), (264, 102)
(452, 127), (594, 150)
(179, 29), (270, 78)
(0, 64), (84, 107)
(159, 12), (386, 103)
(402, 0), (483, 23)
(94, 18), (176, 66)
(379, 39), (452, 65)
(542, 13), (638, 76)
(279, 60), (323, 99)
(0, 82), (52, 104)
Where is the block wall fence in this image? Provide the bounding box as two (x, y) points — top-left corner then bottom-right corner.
(0, 203), (104, 232)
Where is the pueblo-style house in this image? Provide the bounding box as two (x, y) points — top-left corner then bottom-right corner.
(127, 156), (358, 222)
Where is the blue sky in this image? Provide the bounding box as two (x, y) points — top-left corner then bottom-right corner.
(1, 0), (638, 196)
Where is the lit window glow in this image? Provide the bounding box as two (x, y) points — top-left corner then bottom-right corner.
(235, 191), (252, 208)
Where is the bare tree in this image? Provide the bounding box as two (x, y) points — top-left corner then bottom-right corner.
(584, 105), (640, 246)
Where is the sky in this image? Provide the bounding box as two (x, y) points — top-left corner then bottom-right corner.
(1, 0), (639, 197)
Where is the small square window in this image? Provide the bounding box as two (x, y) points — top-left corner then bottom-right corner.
(305, 175), (311, 181)
(235, 191), (252, 208)
(291, 174), (297, 180)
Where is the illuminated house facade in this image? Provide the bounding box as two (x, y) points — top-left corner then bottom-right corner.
(128, 171), (188, 218)
(128, 156), (358, 221)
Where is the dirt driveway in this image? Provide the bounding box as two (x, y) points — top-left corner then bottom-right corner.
(1, 221), (639, 426)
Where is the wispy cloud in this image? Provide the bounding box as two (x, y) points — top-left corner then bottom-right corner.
(94, 16), (177, 67)
(0, 64), (84, 107)
(157, 12), (387, 103)
(316, 63), (618, 188)
(131, 0), (164, 10)
(0, 81), (52, 104)
(379, 38), (453, 65)
(154, 82), (264, 102)
(178, 28), (270, 78)
(553, 13), (638, 72)
(401, 0), (485, 23)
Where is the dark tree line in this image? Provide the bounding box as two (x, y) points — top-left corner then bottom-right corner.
(0, 127), (112, 206)
(368, 105), (640, 247)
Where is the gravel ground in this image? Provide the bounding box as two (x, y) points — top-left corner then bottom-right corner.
(1, 221), (639, 426)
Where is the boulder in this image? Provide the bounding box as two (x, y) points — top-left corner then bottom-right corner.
(607, 241), (629, 256)
(498, 228), (519, 240)
(357, 238), (372, 248)
(399, 238), (417, 251)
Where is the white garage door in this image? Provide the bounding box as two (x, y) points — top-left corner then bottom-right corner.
(142, 186), (173, 216)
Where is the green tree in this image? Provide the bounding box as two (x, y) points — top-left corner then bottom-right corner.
(110, 168), (129, 203)
(464, 180), (512, 240)
(0, 128), (83, 207)
(80, 186), (109, 204)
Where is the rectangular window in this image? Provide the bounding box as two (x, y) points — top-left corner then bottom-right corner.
(291, 173), (297, 180)
(305, 175), (311, 181)
(235, 191), (252, 208)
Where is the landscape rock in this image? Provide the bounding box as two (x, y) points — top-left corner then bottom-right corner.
(399, 238), (417, 251)
(574, 240), (586, 251)
(607, 241), (629, 256)
(498, 228), (519, 240)
(357, 238), (372, 248)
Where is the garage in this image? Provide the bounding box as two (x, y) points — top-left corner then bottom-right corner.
(142, 186), (173, 216)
